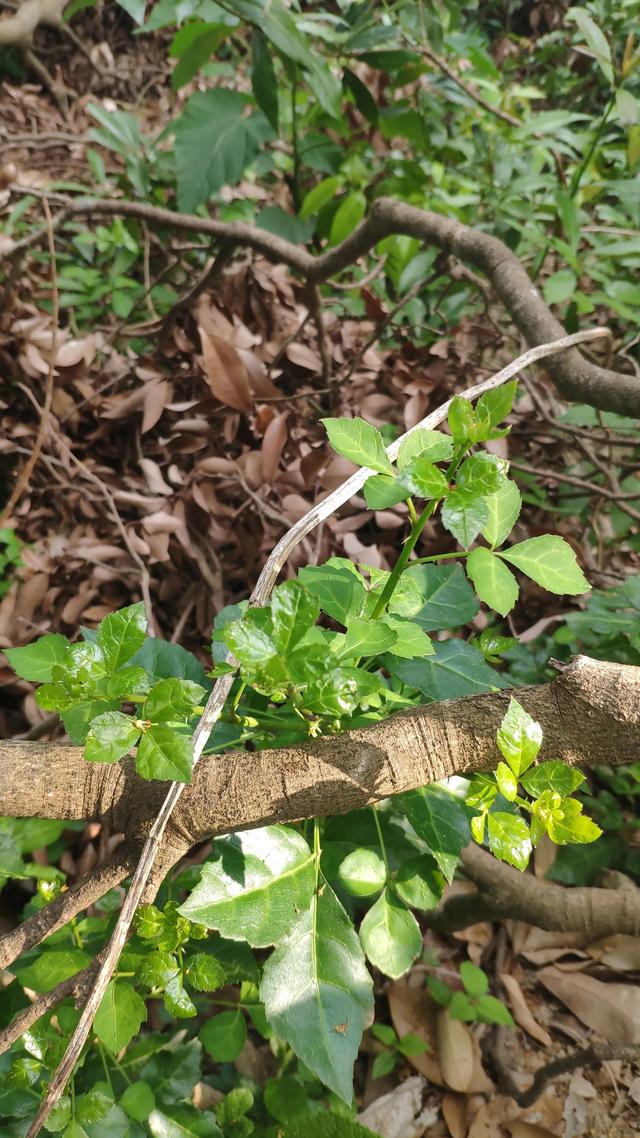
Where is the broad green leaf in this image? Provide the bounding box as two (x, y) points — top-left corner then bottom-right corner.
(263, 1076), (309, 1124)
(200, 1010), (246, 1062)
(487, 813), (531, 871)
(397, 429), (454, 469)
(144, 679), (207, 721)
(364, 474), (409, 510)
(403, 563), (479, 630)
(394, 853), (444, 910)
(97, 602), (147, 672)
(456, 453), (507, 496)
(0, 832), (27, 880)
(543, 269), (577, 305)
(329, 192), (367, 246)
(338, 848), (386, 897)
(500, 536), (589, 595)
(441, 491), (488, 549)
(94, 980), (147, 1053)
(179, 826), (316, 947)
(130, 638), (208, 686)
(148, 1108), (222, 1138)
(460, 961), (488, 997)
(448, 395), (477, 443)
(473, 995), (514, 1026)
(389, 639), (506, 703)
(300, 175), (343, 219)
(398, 457), (449, 500)
(466, 548), (519, 616)
(305, 666), (382, 716)
(271, 580), (320, 652)
(521, 762), (585, 798)
(5, 633), (69, 682)
(84, 711), (141, 764)
(185, 953), (227, 992)
(61, 1124), (89, 1138)
(15, 948), (91, 993)
(120, 1081), (156, 1122)
(380, 615), (433, 659)
(546, 799), (602, 845)
(251, 29), (279, 130)
(495, 761), (518, 801)
(497, 698), (542, 776)
(170, 23), (229, 90)
(298, 565), (365, 624)
(175, 90), (272, 212)
(136, 726), (194, 782)
(282, 1115), (378, 1138)
(567, 6), (614, 85)
(75, 1088), (114, 1125)
(223, 620), (278, 668)
(260, 882), (374, 1103)
(45, 1097), (73, 1131)
(338, 616), (397, 659)
(475, 382), (517, 431)
(342, 68), (378, 124)
(482, 480), (522, 548)
(359, 888), (422, 979)
(321, 417), (393, 475)
(399, 786), (471, 881)
(62, 699), (118, 745)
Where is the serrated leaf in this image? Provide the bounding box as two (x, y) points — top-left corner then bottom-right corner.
(84, 710), (141, 764)
(200, 1010), (246, 1062)
(260, 883), (374, 1103)
(399, 786), (471, 881)
(497, 698), (542, 776)
(547, 799), (602, 845)
(15, 948), (91, 993)
(402, 563), (479, 630)
(185, 953), (227, 992)
(475, 381), (517, 431)
(441, 491), (488, 549)
(363, 474), (409, 510)
(97, 603), (147, 672)
(482, 479), (522, 548)
(5, 633), (69, 682)
(136, 726), (194, 782)
(144, 678), (207, 721)
(487, 813), (532, 871)
(520, 761), (585, 798)
(338, 617), (397, 659)
(271, 580), (320, 652)
(388, 639), (506, 703)
(456, 453), (507, 496)
(298, 564), (365, 624)
(62, 699), (118, 745)
(120, 1081), (155, 1122)
(179, 826), (316, 947)
(448, 395), (477, 443)
(321, 417), (393, 475)
(223, 619), (278, 668)
(380, 615), (433, 659)
(500, 535), (589, 595)
(397, 429), (454, 469)
(398, 457), (449, 500)
(466, 547), (519, 616)
(94, 980), (147, 1053)
(175, 90), (272, 212)
(495, 761), (518, 801)
(359, 888), (422, 979)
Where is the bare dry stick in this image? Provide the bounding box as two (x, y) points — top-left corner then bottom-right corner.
(24, 327), (609, 1136)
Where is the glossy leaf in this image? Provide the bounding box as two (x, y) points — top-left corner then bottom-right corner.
(94, 980), (147, 1053)
(84, 710), (141, 764)
(466, 547), (519, 616)
(388, 639), (506, 703)
(521, 761), (585, 798)
(500, 536), (589, 595)
(380, 615), (434, 658)
(456, 453), (507, 496)
(497, 698), (542, 776)
(399, 786), (471, 881)
(338, 617), (397, 659)
(298, 564), (365, 624)
(270, 580), (320, 652)
(448, 395), (477, 443)
(487, 813), (532, 871)
(359, 888), (422, 979)
(200, 1010), (246, 1062)
(144, 679), (207, 721)
(338, 848), (387, 896)
(96, 602), (147, 672)
(178, 826), (316, 947)
(398, 457), (449, 500)
(260, 882), (374, 1103)
(5, 633), (69, 682)
(482, 479), (522, 548)
(321, 416), (393, 475)
(136, 726), (194, 782)
(403, 564), (479, 630)
(397, 428), (454, 469)
(441, 491), (488, 549)
(364, 474), (409, 510)
(394, 853), (444, 910)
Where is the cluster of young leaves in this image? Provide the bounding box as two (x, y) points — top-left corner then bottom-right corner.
(426, 960), (514, 1027)
(466, 698), (602, 872)
(5, 605), (209, 782)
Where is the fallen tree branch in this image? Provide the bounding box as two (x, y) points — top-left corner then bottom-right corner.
(490, 1029), (639, 1109)
(5, 188), (633, 414)
(0, 955), (103, 1057)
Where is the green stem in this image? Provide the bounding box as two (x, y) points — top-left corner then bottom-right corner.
(371, 499), (439, 618)
(409, 549), (471, 568)
(291, 66), (301, 212)
(371, 805), (390, 877)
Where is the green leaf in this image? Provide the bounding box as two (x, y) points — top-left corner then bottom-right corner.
(343, 68), (378, 124)
(200, 1010), (246, 1062)
(5, 633), (69, 682)
(329, 192), (367, 246)
(543, 269), (577, 305)
(496, 698), (542, 776)
(398, 457), (449, 500)
(281, 1114), (379, 1138)
(175, 90), (272, 213)
(184, 953), (227, 992)
(130, 637), (208, 686)
(338, 848), (387, 897)
(271, 580), (320, 653)
(372, 1050), (397, 1079)
(260, 882), (374, 1103)
(397, 429), (454, 469)
(120, 1081), (156, 1122)
(251, 29), (279, 131)
(44, 1097), (72, 1131)
(457, 453), (507, 497)
(170, 23), (229, 90)
(94, 980), (147, 1053)
(403, 564), (479, 630)
(394, 853), (444, 911)
(380, 615), (433, 659)
(546, 799), (602, 845)
(179, 826), (316, 947)
(487, 813), (532, 871)
(321, 417), (393, 475)
(338, 617), (397, 660)
(15, 948), (91, 993)
(399, 786), (471, 881)
(388, 639), (506, 703)
(75, 1088), (114, 1125)
(263, 1076), (310, 1124)
(84, 711), (141, 764)
(144, 678), (207, 721)
(364, 474), (409, 510)
(482, 480), (522, 548)
(148, 1107), (222, 1138)
(567, 6), (614, 85)
(496, 761), (518, 801)
(62, 699), (119, 745)
(300, 175), (343, 219)
(474, 994), (514, 1026)
(475, 382), (517, 431)
(448, 395), (477, 443)
(460, 961), (488, 997)
(500, 536), (589, 595)
(223, 620), (278, 669)
(466, 548), (519, 616)
(298, 565), (365, 624)
(441, 491), (488, 549)
(0, 832), (27, 880)
(136, 726), (194, 782)
(520, 762), (585, 798)
(97, 603), (147, 672)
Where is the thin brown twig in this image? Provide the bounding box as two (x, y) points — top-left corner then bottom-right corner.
(0, 196), (58, 525)
(511, 460), (640, 515)
(304, 283), (332, 387)
(0, 957), (105, 1057)
(417, 44), (521, 126)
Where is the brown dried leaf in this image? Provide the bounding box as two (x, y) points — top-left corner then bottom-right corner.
(142, 379), (172, 434)
(442, 1091), (467, 1138)
(586, 934), (640, 971)
(261, 411), (288, 485)
(506, 1124), (558, 1138)
(199, 328), (252, 412)
(501, 974), (552, 1047)
(537, 966), (640, 1042)
(436, 1009), (475, 1093)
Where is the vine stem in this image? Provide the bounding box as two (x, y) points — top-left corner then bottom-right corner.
(25, 326), (610, 1137)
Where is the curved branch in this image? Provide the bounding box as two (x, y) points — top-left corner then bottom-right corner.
(6, 190), (635, 414)
(0, 956), (102, 1057)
